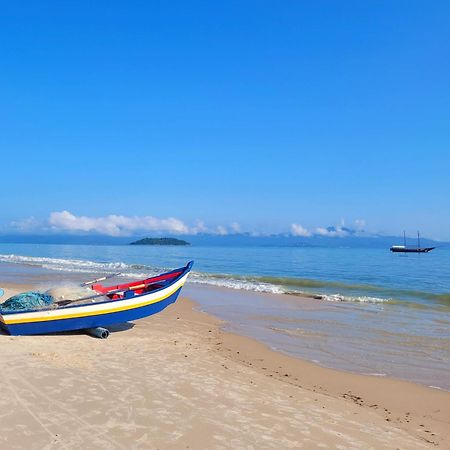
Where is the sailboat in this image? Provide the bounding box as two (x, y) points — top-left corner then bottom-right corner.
(390, 231), (435, 253)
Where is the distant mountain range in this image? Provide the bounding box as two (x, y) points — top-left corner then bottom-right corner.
(0, 231), (447, 248)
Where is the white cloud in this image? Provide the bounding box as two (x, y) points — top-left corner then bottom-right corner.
(354, 219), (366, 230)
(290, 223), (312, 237)
(9, 216), (43, 232)
(314, 226), (348, 237)
(215, 225), (228, 236)
(8, 211), (248, 237)
(230, 222), (242, 233)
(48, 210), (190, 236)
(315, 227), (333, 236)
(203, 223), (243, 236)
(7, 211), (368, 239)
(190, 220), (208, 234)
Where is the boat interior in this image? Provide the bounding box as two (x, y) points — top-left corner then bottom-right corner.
(91, 270), (184, 300)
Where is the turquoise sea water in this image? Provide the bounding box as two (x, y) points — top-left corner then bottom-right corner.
(0, 243), (449, 308)
(0, 243), (449, 389)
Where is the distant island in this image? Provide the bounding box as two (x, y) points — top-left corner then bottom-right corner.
(129, 237), (190, 246)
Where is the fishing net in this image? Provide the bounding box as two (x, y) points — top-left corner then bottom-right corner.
(45, 284), (93, 301)
(0, 291), (54, 312)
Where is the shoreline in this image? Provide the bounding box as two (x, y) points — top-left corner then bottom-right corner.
(184, 283), (450, 391)
(0, 281), (449, 448)
(183, 296), (450, 447)
(1, 250), (449, 309)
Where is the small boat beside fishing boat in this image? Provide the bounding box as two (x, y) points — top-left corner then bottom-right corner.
(0, 261), (193, 336)
(390, 231), (435, 253)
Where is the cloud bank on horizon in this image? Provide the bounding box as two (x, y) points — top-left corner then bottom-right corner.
(8, 210), (368, 238)
(291, 219), (366, 238)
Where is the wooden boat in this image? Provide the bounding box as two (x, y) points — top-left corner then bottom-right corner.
(0, 261), (193, 336)
(390, 231), (435, 253)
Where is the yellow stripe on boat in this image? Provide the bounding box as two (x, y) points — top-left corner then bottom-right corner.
(3, 281), (185, 325)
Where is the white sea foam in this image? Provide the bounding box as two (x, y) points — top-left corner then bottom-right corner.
(318, 293), (389, 304)
(318, 294), (346, 302)
(0, 253), (283, 293)
(0, 253), (387, 302)
(0, 254), (129, 272)
(188, 272), (285, 294)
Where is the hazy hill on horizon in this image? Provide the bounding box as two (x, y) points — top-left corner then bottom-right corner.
(0, 232), (447, 248)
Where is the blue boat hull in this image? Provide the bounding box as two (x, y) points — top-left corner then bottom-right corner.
(2, 286), (182, 336)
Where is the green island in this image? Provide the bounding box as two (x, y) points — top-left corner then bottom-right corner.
(129, 237), (191, 246)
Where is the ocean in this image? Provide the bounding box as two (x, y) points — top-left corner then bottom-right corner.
(0, 243), (449, 389)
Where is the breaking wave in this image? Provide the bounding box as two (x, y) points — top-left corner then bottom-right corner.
(0, 253), (445, 306)
(0, 253), (130, 273)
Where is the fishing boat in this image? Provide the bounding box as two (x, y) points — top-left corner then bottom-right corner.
(390, 232), (435, 253)
(0, 261), (193, 336)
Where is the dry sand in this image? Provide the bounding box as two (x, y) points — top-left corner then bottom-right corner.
(0, 283), (449, 449)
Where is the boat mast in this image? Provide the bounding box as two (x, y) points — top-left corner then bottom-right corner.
(417, 231), (421, 248)
(403, 230), (406, 247)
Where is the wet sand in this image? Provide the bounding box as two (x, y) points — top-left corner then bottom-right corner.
(184, 283), (450, 391)
(0, 283), (449, 449)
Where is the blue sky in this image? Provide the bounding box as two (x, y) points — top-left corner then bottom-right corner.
(1, 1), (449, 239)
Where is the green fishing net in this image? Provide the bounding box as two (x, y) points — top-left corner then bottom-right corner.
(0, 291), (54, 312)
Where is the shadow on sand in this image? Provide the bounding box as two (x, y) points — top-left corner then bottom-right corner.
(0, 322), (135, 338)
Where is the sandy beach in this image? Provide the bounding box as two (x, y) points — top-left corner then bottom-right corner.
(3, 1), (450, 447)
(0, 282), (449, 449)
